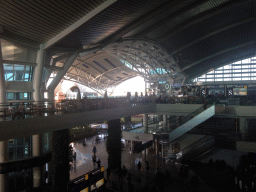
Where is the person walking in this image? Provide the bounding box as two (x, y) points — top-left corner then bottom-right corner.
(146, 161), (149, 173)
(92, 146), (97, 155)
(138, 161), (141, 173)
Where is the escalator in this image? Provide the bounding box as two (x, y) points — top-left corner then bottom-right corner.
(168, 105), (215, 142)
(177, 135), (217, 163)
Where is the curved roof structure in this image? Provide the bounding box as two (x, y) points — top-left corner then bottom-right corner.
(1, 0), (255, 93)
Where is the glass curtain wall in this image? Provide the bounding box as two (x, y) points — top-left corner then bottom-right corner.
(193, 57), (256, 82)
(8, 136), (32, 160)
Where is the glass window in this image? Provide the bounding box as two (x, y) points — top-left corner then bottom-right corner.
(215, 78), (223, 81)
(4, 64), (13, 81)
(242, 59), (250, 64)
(15, 93), (23, 100)
(206, 79), (214, 82)
(14, 65), (24, 81)
(223, 78), (231, 81)
(215, 75), (223, 78)
(242, 69), (249, 72)
(224, 74), (231, 77)
(215, 70), (223, 73)
(224, 65), (231, 69)
(6, 93), (13, 100)
(234, 74), (241, 77)
(242, 77), (249, 80)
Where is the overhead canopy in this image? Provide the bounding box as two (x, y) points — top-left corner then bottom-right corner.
(0, 0), (255, 91)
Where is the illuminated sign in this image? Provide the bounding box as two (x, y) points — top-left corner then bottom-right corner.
(233, 85), (247, 96)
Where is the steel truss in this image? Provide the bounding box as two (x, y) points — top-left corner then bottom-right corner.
(105, 39), (185, 80)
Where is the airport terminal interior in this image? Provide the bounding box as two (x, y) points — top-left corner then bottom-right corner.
(0, 0), (256, 191)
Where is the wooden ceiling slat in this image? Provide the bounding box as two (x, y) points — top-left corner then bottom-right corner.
(30, 1), (73, 26)
(3, 1), (61, 33)
(55, 1), (82, 20)
(0, 15), (54, 42)
(23, 1), (72, 28)
(62, 0), (89, 17)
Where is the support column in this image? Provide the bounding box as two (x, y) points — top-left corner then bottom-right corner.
(130, 140), (135, 153)
(0, 141), (8, 192)
(33, 44), (45, 102)
(155, 141), (158, 156)
(0, 39), (6, 117)
(178, 116), (182, 126)
(32, 134), (43, 188)
(240, 117), (249, 140)
(163, 115), (167, 129)
(104, 91), (108, 109)
(143, 114), (148, 133)
(107, 119), (122, 170)
(47, 51), (79, 95)
(224, 85), (228, 97)
(51, 129), (70, 192)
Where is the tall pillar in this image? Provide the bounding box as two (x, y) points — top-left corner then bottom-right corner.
(143, 114), (148, 133)
(163, 115), (167, 129)
(178, 116), (182, 126)
(130, 140), (135, 153)
(224, 85), (228, 97)
(0, 39), (6, 117)
(107, 119), (122, 170)
(0, 141), (8, 192)
(104, 91), (108, 109)
(204, 86), (207, 97)
(33, 45), (45, 102)
(32, 134), (43, 188)
(155, 141), (158, 156)
(51, 129), (70, 192)
(240, 117), (248, 140)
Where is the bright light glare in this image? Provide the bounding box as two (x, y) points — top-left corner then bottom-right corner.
(111, 76), (145, 96)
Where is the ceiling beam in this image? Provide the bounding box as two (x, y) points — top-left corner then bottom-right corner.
(132, 0), (208, 39)
(170, 17), (254, 56)
(43, 0), (117, 49)
(181, 41), (255, 73)
(156, 0), (246, 42)
(98, 0), (185, 46)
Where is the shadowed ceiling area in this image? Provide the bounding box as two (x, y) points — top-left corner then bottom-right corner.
(0, 0), (255, 91)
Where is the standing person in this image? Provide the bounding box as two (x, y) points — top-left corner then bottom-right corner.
(92, 146), (97, 156)
(118, 168), (123, 182)
(96, 158), (101, 168)
(8, 102), (16, 120)
(106, 167), (110, 181)
(138, 161), (141, 173)
(92, 154), (96, 167)
(146, 161), (149, 173)
(18, 102), (26, 119)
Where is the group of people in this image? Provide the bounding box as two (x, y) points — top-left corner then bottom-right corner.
(5, 102), (26, 120)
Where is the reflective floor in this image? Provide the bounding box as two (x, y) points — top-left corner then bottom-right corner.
(70, 135), (216, 192)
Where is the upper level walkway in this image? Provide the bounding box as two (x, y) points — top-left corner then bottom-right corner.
(1, 96), (256, 141)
